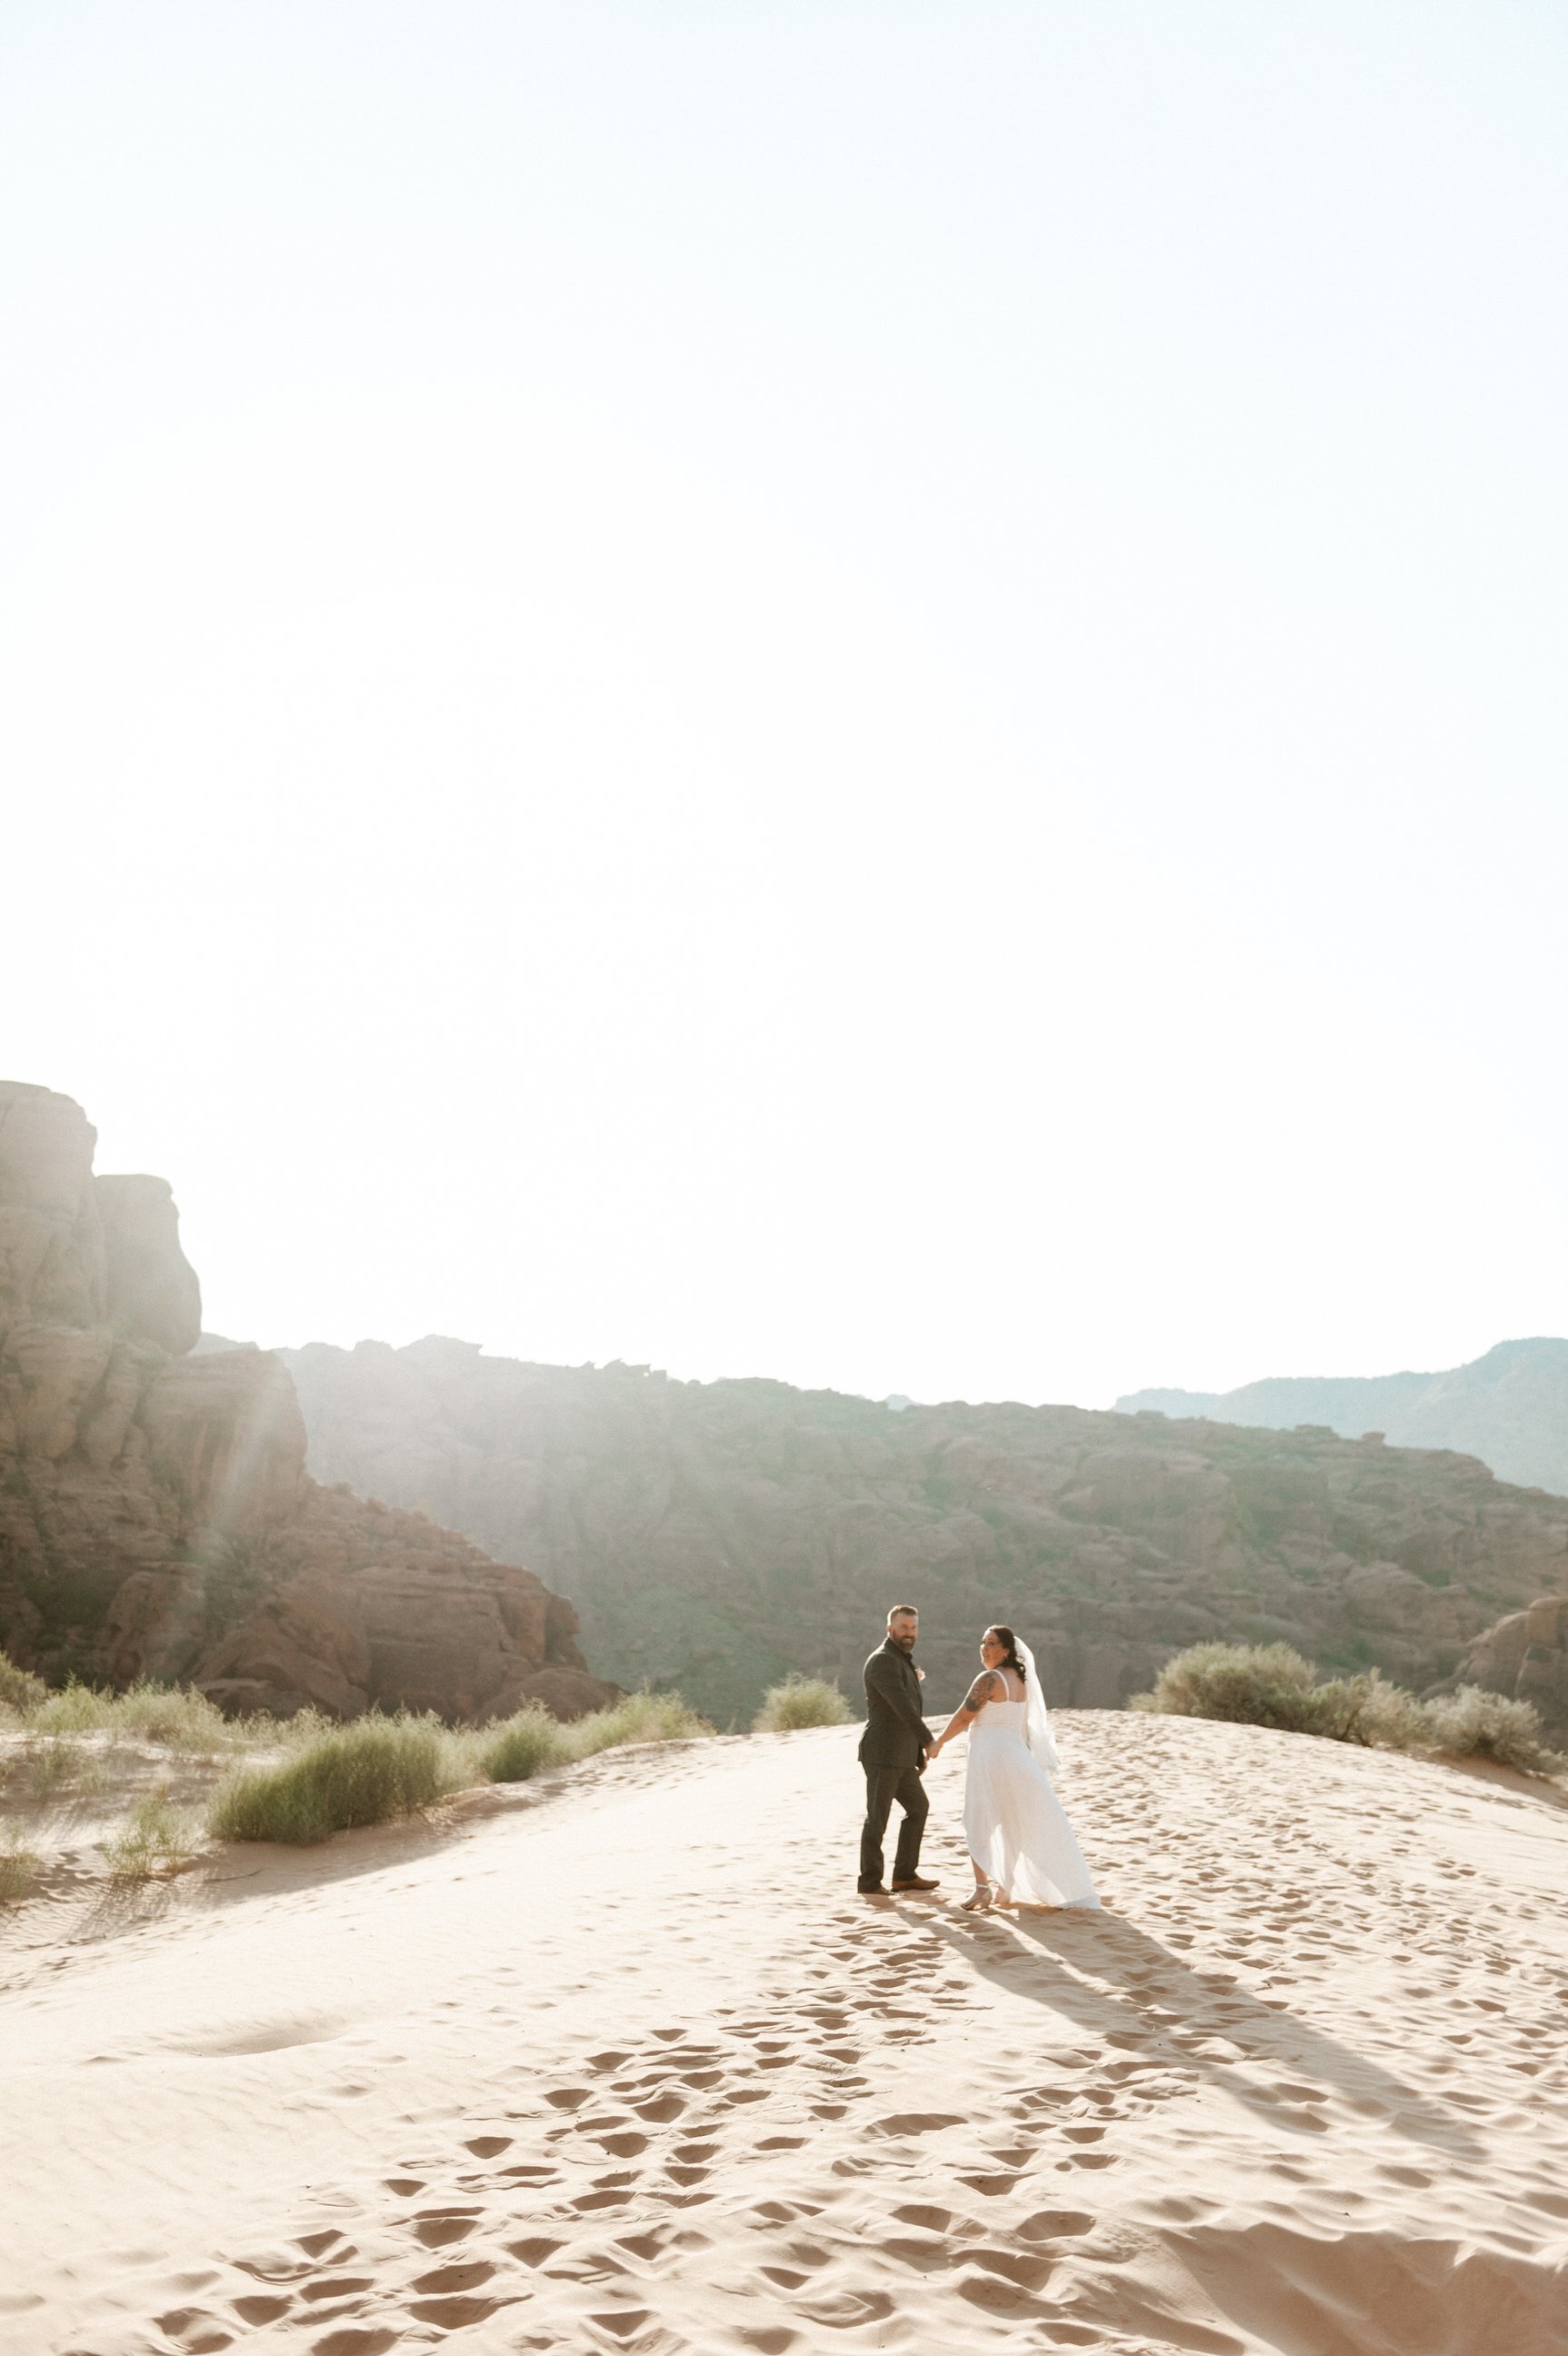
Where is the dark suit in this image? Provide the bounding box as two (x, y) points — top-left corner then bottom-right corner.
(858, 1638), (934, 1889)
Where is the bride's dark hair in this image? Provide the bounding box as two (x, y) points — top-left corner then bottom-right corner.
(985, 1624), (1025, 1680)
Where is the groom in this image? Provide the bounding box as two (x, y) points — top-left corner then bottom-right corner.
(858, 1604), (939, 1896)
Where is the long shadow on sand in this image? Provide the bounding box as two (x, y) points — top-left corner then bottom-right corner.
(924, 1904), (1482, 2162)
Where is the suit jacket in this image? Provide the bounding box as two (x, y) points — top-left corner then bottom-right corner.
(859, 1638), (934, 1772)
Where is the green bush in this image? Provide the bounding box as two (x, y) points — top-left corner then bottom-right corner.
(1299, 1672), (1429, 1749)
(1133, 1642), (1563, 1778)
(1422, 1685), (1566, 1777)
(15, 1676), (313, 1755)
(480, 1705), (569, 1783)
(560, 1691), (713, 1759)
(1133, 1643), (1423, 1748)
(270, 1706), (343, 1752)
(15, 1735), (110, 1802)
(23, 1681), (110, 1735)
(100, 1682), (233, 1753)
(210, 1715), (457, 1845)
(754, 1674), (854, 1732)
(209, 1688), (713, 1846)
(105, 1789), (199, 1881)
(477, 1689), (712, 1784)
(1131, 1642), (1325, 1732)
(0, 1651), (46, 1717)
(29, 1678), (239, 1752)
(0, 1830), (41, 1902)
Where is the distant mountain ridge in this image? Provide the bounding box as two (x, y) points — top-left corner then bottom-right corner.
(268, 1334), (1568, 1725)
(1116, 1339), (1568, 1496)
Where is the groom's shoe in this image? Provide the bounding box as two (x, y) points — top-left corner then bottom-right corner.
(891, 1875), (940, 1892)
(858, 1883), (890, 1897)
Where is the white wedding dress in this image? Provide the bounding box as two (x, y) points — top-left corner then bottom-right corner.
(963, 1655), (1101, 1910)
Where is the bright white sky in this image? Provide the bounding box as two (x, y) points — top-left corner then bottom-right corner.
(4, 2), (1565, 1409)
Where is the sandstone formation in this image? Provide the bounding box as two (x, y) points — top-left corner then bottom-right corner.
(275, 1337), (1568, 1725)
(0, 1083), (615, 1722)
(1443, 1593), (1568, 1745)
(1118, 1337), (1568, 1495)
(95, 1173), (204, 1355)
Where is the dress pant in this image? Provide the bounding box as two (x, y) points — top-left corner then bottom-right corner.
(859, 1761), (928, 1889)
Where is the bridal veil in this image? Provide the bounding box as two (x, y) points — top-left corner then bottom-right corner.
(1014, 1638), (1060, 1772)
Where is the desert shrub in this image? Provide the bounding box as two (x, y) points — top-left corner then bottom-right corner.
(210, 1715), (457, 1844)
(479, 1705), (569, 1784)
(560, 1691), (713, 1760)
(754, 1674), (854, 1732)
(1134, 1643), (1563, 1778)
(0, 1830), (41, 1902)
(464, 1687), (712, 1787)
(14, 1737), (75, 1802)
(15, 1734), (112, 1802)
(105, 1789), (199, 1881)
(12, 1676), (325, 1759)
(1353, 1675), (1432, 1749)
(103, 1682), (233, 1753)
(26, 1681), (113, 1735)
(267, 1707), (341, 1752)
(0, 1651), (46, 1717)
(210, 1690), (712, 1844)
(1420, 1686), (1565, 1777)
(1299, 1672), (1429, 1749)
(1134, 1645), (1423, 1749)
(1131, 1642), (1325, 1732)
(29, 1679), (243, 1753)
(480, 1688), (710, 1782)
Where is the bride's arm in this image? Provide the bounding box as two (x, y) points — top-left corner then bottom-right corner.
(926, 1670), (1003, 1759)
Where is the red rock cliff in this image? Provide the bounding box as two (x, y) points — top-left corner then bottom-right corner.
(0, 1082), (615, 1722)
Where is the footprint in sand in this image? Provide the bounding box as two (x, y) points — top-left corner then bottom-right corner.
(155, 2309), (237, 2353)
(409, 2256), (495, 2296)
(409, 2208), (481, 2248)
(101, 1852), (1073, 2356)
(506, 2233), (568, 2266)
(1017, 2207), (1095, 2240)
(231, 2292), (292, 2324)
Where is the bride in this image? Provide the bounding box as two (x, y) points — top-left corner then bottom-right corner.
(927, 1624), (1102, 1914)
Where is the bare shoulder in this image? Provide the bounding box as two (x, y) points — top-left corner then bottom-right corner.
(964, 1668), (1004, 1708)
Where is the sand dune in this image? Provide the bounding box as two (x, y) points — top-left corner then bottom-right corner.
(3, 1714), (1566, 2356)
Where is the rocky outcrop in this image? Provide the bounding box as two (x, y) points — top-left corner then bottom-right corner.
(0, 1083), (615, 1722)
(1443, 1595), (1568, 1745)
(1117, 1338), (1568, 1496)
(95, 1174), (203, 1355)
(275, 1339), (1568, 1725)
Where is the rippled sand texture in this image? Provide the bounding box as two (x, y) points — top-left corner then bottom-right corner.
(2, 1713), (1566, 2355)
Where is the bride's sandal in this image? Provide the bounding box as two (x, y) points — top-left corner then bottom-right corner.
(988, 1882), (1015, 1910)
(960, 1886), (992, 1912)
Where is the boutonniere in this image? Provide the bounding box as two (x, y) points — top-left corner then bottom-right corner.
(915, 1666), (925, 1682)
